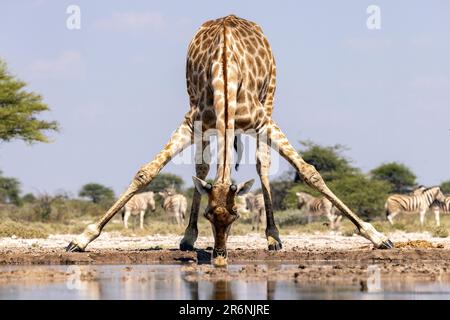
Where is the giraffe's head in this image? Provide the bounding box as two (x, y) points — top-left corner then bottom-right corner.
(193, 176), (254, 266)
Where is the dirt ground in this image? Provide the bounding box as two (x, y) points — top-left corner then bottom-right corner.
(1, 231), (450, 284)
(0, 231), (449, 264)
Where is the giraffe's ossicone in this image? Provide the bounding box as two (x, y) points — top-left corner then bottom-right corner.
(67, 15), (393, 265)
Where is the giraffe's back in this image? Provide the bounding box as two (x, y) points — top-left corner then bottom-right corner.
(186, 15), (276, 131)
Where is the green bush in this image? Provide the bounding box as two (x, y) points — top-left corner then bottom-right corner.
(328, 174), (391, 220)
(274, 209), (309, 227)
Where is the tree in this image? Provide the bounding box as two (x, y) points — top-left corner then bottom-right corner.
(0, 170), (21, 205)
(293, 140), (356, 183)
(79, 183), (115, 204)
(22, 193), (36, 203)
(142, 173), (185, 193)
(0, 59), (59, 144)
(284, 173), (391, 219)
(328, 174), (391, 219)
(270, 180), (295, 211)
(370, 162), (416, 194)
(440, 180), (450, 194)
(282, 141), (393, 219)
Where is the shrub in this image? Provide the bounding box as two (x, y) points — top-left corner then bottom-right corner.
(328, 174), (391, 220)
(433, 226), (449, 238)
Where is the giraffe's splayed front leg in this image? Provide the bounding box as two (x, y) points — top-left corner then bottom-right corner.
(66, 224), (101, 252)
(358, 222), (394, 249)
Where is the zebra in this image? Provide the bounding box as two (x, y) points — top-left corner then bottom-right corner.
(122, 191), (156, 229)
(236, 195), (251, 218)
(412, 185), (427, 195)
(158, 190), (187, 226)
(430, 197), (450, 224)
(411, 185), (450, 226)
(385, 186), (446, 226)
(244, 193), (266, 232)
(295, 192), (342, 230)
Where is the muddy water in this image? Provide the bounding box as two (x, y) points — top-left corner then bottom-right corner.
(1, 264), (450, 300)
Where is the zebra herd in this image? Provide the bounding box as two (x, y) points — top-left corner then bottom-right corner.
(121, 189), (187, 229)
(295, 185), (450, 229)
(122, 185), (449, 231)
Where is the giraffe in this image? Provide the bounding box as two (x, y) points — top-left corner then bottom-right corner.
(66, 15), (393, 265)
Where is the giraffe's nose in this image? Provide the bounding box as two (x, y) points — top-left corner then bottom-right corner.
(213, 248), (228, 267)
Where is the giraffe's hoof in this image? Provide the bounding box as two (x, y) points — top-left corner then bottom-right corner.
(66, 241), (85, 252)
(267, 235), (282, 251)
(268, 242), (282, 251)
(179, 241), (195, 251)
(377, 239), (394, 250)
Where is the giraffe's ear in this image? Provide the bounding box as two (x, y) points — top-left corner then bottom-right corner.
(236, 179), (255, 196)
(192, 176), (212, 195)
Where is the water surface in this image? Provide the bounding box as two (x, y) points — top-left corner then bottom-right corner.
(1, 264), (449, 300)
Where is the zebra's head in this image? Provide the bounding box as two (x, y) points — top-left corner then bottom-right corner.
(295, 192), (309, 209)
(412, 185), (427, 196)
(433, 187), (446, 202)
(192, 176), (254, 266)
(143, 192), (156, 212)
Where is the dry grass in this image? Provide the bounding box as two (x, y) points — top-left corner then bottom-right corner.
(0, 220), (49, 239)
(1, 204), (449, 239)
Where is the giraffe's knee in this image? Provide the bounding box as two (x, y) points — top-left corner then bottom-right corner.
(133, 165), (157, 189)
(300, 163), (326, 190)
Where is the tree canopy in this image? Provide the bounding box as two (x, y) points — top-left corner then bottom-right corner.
(370, 162), (416, 194)
(293, 140), (356, 183)
(0, 59), (59, 144)
(440, 180), (450, 194)
(79, 183), (115, 204)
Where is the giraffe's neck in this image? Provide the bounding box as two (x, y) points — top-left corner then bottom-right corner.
(214, 16), (235, 185)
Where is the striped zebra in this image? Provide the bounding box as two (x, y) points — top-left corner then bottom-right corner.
(158, 190), (187, 226)
(411, 186), (450, 226)
(295, 192), (342, 230)
(431, 197), (450, 222)
(412, 185), (427, 196)
(122, 191), (156, 229)
(236, 195), (251, 218)
(244, 193), (266, 232)
(385, 186), (446, 226)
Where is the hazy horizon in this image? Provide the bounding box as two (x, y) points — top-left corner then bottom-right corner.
(1, 1), (449, 197)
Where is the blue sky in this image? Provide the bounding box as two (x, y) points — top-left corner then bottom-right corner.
(1, 1), (449, 196)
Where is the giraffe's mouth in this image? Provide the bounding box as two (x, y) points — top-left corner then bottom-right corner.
(213, 248), (228, 267)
